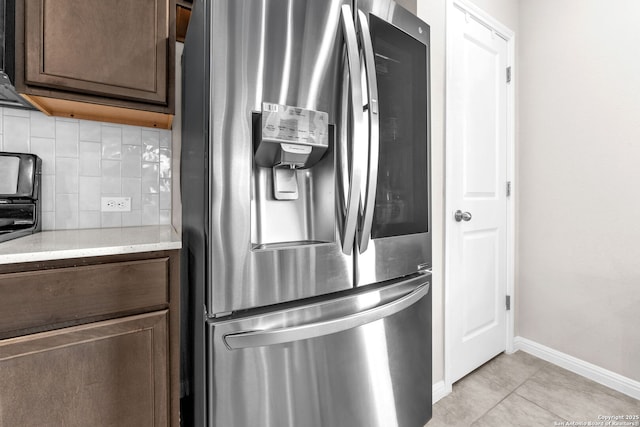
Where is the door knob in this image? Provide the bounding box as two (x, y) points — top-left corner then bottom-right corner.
(454, 210), (472, 222)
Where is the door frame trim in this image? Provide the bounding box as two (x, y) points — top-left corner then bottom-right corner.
(443, 0), (516, 395)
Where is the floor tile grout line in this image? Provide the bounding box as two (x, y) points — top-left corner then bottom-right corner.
(523, 360), (640, 403)
(513, 365), (640, 418)
(468, 390), (513, 425)
(458, 354), (558, 425)
(509, 360), (547, 394)
(515, 389), (569, 423)
(509, 359), (548, 391)
(501, 356), (558, 403)
(476, 354), (549, 402)
(434, 352), (640, 426)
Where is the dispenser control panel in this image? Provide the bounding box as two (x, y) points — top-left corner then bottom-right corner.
(254, 103), (329, 169)
(261, 103), (328, 147)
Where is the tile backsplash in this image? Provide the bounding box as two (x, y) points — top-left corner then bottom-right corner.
(0, 107), (172, 230)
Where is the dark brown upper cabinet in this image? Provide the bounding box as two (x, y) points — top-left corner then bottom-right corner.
(14, 0), (175, 129)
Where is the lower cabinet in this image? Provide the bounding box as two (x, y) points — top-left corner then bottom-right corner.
(0, 312), (169, 427)
(0, 250), (179, 427)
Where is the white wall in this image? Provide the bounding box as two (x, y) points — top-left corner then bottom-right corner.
(518, 0), (640, 381)
(172, 43), (184, 232)
(465, 0), (517, 30)
(417, 0), (518, 385)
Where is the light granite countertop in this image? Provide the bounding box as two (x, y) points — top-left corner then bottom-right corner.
(0, 226), (182, 265)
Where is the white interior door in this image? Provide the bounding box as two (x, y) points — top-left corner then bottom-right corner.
(447, 4), (509, 384)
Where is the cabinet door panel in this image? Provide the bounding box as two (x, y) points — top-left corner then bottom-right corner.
(0, 311), (168, 427)
(0, 257), (169, 338)
(24, 0), (168, 104)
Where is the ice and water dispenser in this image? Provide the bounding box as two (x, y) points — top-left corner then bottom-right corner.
(252, 102), (335, 248)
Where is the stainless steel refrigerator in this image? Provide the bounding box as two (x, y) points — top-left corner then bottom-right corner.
(181, 0), (432, 426)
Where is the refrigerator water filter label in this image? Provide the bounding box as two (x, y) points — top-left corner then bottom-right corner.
(254, 103), (330, 170)
(261, 103), (328, 147)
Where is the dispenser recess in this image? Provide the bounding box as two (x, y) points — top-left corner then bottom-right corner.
(251, 102), (335, 249)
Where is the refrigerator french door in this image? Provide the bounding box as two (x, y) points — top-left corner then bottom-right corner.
(204, 0), (356, 317)
(180, 1), (432, 426)
(356, 2), (432, 287)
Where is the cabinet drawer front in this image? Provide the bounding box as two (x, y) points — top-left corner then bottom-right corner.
(0, 258), (169, 337)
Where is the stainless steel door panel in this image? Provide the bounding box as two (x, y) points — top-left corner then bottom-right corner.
(208, 0), (355, 314)
(357, 232), (431, 286)
(207, 274), (432, 427)
(355, 2), (432, 286)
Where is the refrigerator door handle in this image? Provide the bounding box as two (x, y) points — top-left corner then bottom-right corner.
(338, 4), (366, 255)
(356, 10), (380, 253)
(224, 281), (430, 350)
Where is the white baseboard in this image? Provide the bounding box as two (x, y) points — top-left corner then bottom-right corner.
(432, 380), (451, 404)
(514, 336), (640, 400)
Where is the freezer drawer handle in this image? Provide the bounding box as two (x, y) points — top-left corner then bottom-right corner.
(224, 282), (430, 350)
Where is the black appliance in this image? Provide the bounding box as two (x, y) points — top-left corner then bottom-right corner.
(0, 152), (41, 243)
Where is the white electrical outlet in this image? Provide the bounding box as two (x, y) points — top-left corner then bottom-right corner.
(101, 197), (132, 212)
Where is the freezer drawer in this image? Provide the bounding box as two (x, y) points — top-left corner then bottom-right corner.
(206, 274), (432, 427)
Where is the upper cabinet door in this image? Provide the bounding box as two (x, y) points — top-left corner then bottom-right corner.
(23, 0), (169, 106)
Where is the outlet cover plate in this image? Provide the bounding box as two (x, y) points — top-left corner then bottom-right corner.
(101, 196), (132, 212)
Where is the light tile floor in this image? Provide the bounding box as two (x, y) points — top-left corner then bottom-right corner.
(428, 351), (640, 427)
